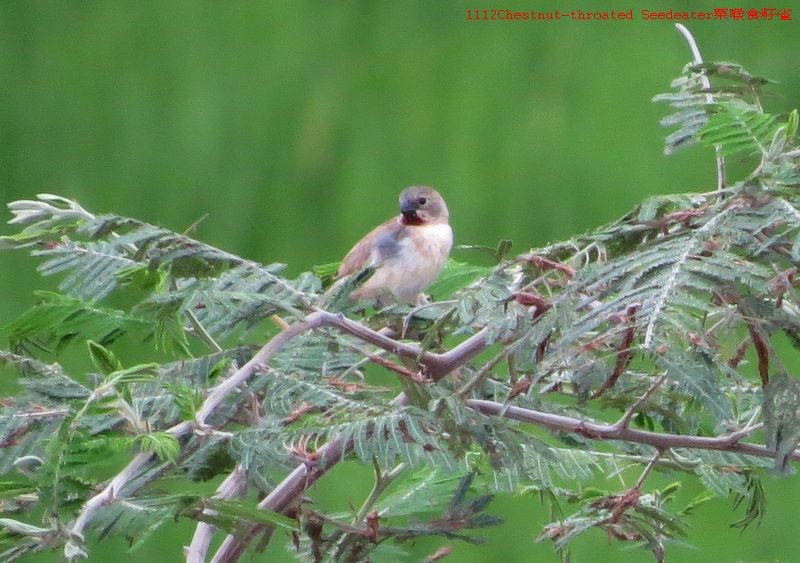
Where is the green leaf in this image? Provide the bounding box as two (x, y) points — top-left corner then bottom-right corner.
(785, 109), (798, 140)
(659, 350), (731, 422)
(428, 260), (491, 299)
(4, 291), (147, 350)
(205, 499), (299, 531)
(700, 103), (779, 157)
(87, 340), (123, 375)
(134, 432), (180, 464)
(106, 363), (159, 385)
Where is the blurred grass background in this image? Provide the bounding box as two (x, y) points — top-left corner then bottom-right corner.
(1, 1), (799, 561)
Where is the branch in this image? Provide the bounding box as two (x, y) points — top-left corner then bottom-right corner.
(330, 461), (407, 557)
(674, 23), (726, 194)
(184, 465), (247, 563)
(457, 348), (510, 398)
(65, 307), (488, 560)
(210, 435), (350, 562)
(632, 450), (662, 491)
(206, 320), (491, 561)
(207, 380), (774, 562)
(466, 399), (790, 461)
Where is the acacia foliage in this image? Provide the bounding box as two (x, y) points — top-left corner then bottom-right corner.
(1, 51), (800, 563)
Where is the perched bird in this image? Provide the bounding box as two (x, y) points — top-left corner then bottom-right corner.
(335, 186), (452, 305)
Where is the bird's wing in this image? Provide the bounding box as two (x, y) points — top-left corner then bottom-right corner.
(336, 217), (403, 278)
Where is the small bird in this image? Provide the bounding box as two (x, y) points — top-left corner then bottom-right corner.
(335, 186), (453, 305)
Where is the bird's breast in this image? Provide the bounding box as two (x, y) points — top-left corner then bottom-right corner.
(379, 223), (451, 301)
(404, 223), (453, 267)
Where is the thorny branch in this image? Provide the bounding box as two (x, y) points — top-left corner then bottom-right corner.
(466, 400), (791, 461)
(207, 331), (792, 562)
(68, 309), (489, 559)
(207, 389), (790, 562)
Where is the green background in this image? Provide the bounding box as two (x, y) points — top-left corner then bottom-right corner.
(1, 1), (799, 561)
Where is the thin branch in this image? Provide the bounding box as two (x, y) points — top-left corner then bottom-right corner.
(613, 374), (669, 431)
(302, 309), (490, 382)
(0, 408), (69, 420)
(466, 399), (796, 461)
(330, 461), (407, 558)
(722, 422), (764, 444)
(335, 326), (396, 380)
(357, 461), (406, 524)
(728, 336), (750, 368)
(675, 23), (726, 194)
(339, 340), (427, 383)
(184, 465), (247, 563)
(457, 348), (510, 398)
(210, 435), (350, 562)
(601, 451), (664, 531)
(185, 308), (223, 353)
(401, 300), (457, 338)
(633, 450), (662, 491)
(171, 278), (222, 353)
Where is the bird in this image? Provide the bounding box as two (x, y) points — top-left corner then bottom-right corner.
(334, 186), (453, 306)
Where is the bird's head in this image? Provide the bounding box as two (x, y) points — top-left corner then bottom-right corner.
(398, 186), (449, 225)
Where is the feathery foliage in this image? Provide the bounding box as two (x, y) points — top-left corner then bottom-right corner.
(2, 31), (800, 563)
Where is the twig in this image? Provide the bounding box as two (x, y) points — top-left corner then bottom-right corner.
(182, 213), (210, 237)
(613, 374), (669, 431)
(330, 461), (407, 557)
(184, 465), (247, 563)
(674, 24), (726, 194)
(270, 314), (291, 330)
(603, 451), (663, 529)
(338, 339), (427, 382)
(336, 326), (396, 380)
(210, 435), (350, 562)
(170, 277), (222, 353)
(0, 408), (69, 420)
(457, 348), (510, 398)
(728, 336), (750, 369)
(633, 450), (662, 491)
(357, 461), (406, 523)
(185, 308), (223, 353)
(401, 300), (457, 338)
(722, 422), (764, 445)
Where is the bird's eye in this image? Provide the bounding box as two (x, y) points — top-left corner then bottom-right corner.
(418, 197), (427, 205)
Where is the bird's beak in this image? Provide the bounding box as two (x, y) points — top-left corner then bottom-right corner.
(400, 200), (418, 219)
